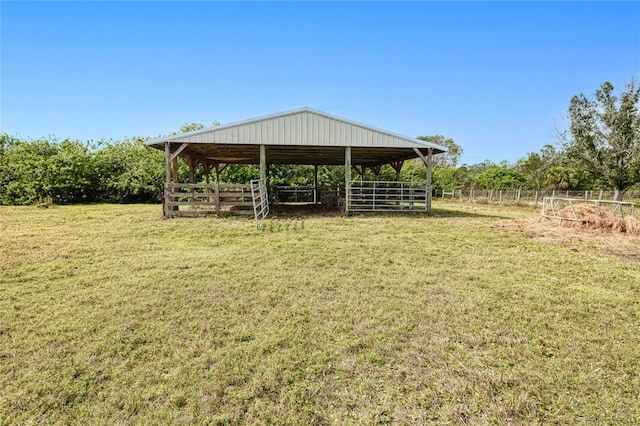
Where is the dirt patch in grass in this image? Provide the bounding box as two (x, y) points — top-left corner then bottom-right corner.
(495, 214), (640, 262)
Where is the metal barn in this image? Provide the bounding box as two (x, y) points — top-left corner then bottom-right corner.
(146, 107), (447, 218)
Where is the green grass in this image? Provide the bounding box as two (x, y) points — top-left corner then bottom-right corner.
(1, 202), (639, 424)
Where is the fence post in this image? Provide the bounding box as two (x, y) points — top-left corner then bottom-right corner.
(215, 183), (220, 215)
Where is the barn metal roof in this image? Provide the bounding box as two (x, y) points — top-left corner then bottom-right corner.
(146, 107), (447, 167)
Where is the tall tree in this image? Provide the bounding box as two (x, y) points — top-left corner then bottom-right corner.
(516, 145), (560, 189)
(416, 135), (463, 168)
(565, 79), (640, 200)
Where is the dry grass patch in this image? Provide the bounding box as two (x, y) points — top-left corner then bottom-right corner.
(497, 211), (640, 263)
(542, 204), (638, 235)
(1, 203), (639, 424)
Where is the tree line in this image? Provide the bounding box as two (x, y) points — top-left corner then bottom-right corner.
(1, 79), (638, 205)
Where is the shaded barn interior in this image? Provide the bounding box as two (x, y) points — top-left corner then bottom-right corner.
(146, 107), (447, 217)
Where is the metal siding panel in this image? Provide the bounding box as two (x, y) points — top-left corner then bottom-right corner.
(295, 113), (302, 144)
(245, 124), (252, 142)
(267, 119), (274, 143)
(313, 114), (319, 144)
(324, 117), (331, 145)
(260, 121), (271, 144)
(282, 116), (289, 144)
(301, 113), (308, 144)
(329, 120), (335, 145)
(317, 115), (324, 144)
(252, 123), (258, 143)
(278, 117), (285, 144)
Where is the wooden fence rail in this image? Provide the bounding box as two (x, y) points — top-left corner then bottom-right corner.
(163, 183), (252, 218)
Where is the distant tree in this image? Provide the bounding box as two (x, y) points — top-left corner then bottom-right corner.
(431, 166), (472, 191)
(542, 165), (581, 191)
(95, 137), (165, 203)
(180, 123), (205, 133)
(416, 135), (463, 168)
(516, 145), (560, 189)
(565, 79), (640, 200)
(0, 136), (99, 204)
(474, 165), (526, 190)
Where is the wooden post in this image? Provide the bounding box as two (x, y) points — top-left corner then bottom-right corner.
(165, 142), (171, 184)
(260, 144), (267, 182)
(412, 148), (432, 213)
(426, 149), (432, 212)
(313, 165), (318, 204)
(171, 158), (179, 184)
(215, 182), (220, 215)
(345, 146), (351, 215)
(164, 142), (171, 217)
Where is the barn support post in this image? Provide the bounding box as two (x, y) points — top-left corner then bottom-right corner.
(171, 158), (179, 183)
(426, 148), (432, 212)
(164, 142), (171, 217)
(188, 157), (196, 184)
(165, 142), (171, 184)
(259, 145), (267, 182)
(345, 146), (352, 215)
(313, 165), (318, 204)
(413, 148), (433, 213)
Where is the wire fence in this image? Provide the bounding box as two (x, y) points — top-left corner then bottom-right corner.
(436, 189), (640, 206)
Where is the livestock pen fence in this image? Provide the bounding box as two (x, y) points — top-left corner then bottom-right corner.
(272, 182), (430, 212)
(163, 181), (432, 217)
(163, 183), (254, 217)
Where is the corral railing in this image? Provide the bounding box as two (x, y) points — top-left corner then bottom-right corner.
(163, 183), (253, 218)
(319, 185), (345, 207)
(272, 186), (315, 203)
(541, 197), (636, 224)
(348, 181), (430, 213)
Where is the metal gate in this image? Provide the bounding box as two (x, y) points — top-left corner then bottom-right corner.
(250, 179), (269, 229)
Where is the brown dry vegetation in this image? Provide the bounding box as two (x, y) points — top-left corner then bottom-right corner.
(496, 204), (640, 262)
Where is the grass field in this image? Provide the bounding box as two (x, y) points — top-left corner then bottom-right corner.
(1, 202), (639, 424)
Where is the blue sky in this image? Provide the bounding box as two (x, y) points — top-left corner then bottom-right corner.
(2, 1), (639, 165)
